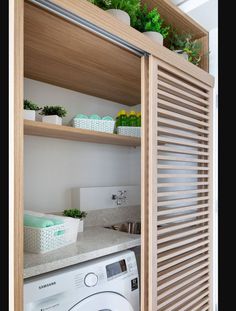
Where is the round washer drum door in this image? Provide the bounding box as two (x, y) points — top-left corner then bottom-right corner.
(69, 292), (134, 311)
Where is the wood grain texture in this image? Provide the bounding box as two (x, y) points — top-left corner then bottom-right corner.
(24, 2), (141, 106)
(208, 88), (214, 311)
(198, 35), (210, 73)
(24, 120), (141, 147)
(14, 0), (24, 310)
(144, 0), (208, 38)
(151, 59), (212, 310)
(44, 0), (214, 86)
(148, 55), (158, 311)
(141, 56), (149, 311)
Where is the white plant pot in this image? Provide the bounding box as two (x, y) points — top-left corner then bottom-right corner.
(174, 50), (189, 61)
(42, 115), (62, 125)
(78, 219), (84, 233)
(143, 31), (163, 46)
(106, 9), (130, 25)
(24, 110), (36, 121)
(65, 218), (80, 242)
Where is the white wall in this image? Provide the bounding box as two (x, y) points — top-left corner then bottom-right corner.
(24, 78), (141, 213)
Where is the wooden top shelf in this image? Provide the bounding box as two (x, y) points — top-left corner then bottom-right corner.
(24, 1), (141, 106)
(24, 0), (213, 108)
(24, 121), (141, 147)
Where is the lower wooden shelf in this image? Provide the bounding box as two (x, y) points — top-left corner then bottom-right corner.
(24, 120), (141, 147)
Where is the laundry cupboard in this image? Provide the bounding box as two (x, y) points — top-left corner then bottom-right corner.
(13, 0), (214, 310)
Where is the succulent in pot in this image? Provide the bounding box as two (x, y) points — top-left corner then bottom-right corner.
(24, 99), (41, 121)
(63, 209), (87, 233)
(133, 4), (170, 46)
(88, 0), (140, 26)
(40, 105), (67, 125)
(167, 30), (208, 66)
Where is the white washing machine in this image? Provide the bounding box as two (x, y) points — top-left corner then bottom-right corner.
(24, 250), (139, 311)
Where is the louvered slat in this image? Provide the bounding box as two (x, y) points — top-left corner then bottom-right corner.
(158, 246), (209, 272)
(158, 70), (210, 99)
(158, 117), (209, 134)
(148, 58), (212, 311)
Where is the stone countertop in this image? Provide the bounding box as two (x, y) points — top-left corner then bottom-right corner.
(24, 227), (141, 279)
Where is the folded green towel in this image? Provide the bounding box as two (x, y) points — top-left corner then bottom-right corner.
(49, 218), (64, 225)
(24, 214), (63, 228)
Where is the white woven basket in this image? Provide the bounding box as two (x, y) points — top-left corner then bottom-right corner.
(117, 126), (141, 137)
(24, 216), (79, 254)
(24, 223), (67, 254)
(72, 118), (115, 133)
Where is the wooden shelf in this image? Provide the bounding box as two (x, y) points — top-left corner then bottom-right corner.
(24, 120), (141, 147)
(24, 0), (213, 109)
(24, 1), (141, 106)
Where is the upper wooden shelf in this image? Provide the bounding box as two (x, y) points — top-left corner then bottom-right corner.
(24, 120), (141, 147)
(24, 1), (141, 106)
(24, 0), (214, 107)
(48, 0), (214, 86)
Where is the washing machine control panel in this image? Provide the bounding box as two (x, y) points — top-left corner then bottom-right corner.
(84, 273), (98, 287)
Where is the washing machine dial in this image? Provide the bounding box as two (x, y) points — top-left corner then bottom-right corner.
(84, 273), (98, 287)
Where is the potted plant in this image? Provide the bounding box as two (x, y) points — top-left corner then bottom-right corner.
(24, 99), (41, 121)
(133, 4), (170, 45)
(88, 0), (140, 26)
(63, 209), (87, 233)
(168, 31), (206, 66)
(40, 105), (67, 125)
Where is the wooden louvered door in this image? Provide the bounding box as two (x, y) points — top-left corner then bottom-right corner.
(142, 56), (213, 311)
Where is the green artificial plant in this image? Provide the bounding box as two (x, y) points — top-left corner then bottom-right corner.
(40, 105), (67, 118)
(88, 0), (140, 25)
(133, 4), (169, 38)
(168, 30), (207, 66)
(63, 209), (87, 219)
(24, 99), (41, 111)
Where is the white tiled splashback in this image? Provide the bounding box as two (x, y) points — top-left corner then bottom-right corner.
(71, 185), (141, 211)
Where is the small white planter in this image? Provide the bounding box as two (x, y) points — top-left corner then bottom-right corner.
(24, 110), (36, 121)
(106, 9), (130, 25)
(42, 115), (62, 125)
(174, 50), (188, 61)
(78, 219), (84, 233)
(143, 31), (163, 45)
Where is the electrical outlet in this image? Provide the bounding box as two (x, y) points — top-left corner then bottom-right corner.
(71, 185), (140, 211)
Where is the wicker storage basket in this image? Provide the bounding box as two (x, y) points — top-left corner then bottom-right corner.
(24, 215), (79, 254)
(72, 118), (115, 134)
(117, 126), (141, 137)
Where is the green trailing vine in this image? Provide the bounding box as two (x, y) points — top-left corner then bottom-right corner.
(167, 29), (208, 66)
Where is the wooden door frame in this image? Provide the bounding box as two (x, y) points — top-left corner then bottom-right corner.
(141, 56), (149, 311)
(12, 0), (24, 309)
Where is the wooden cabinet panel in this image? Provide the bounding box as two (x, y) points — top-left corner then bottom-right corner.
(145, 56), (213, 311)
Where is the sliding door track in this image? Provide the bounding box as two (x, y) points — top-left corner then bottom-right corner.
(28, 0), (149, 57)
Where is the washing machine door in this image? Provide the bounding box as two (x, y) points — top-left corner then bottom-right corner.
(69, 292), (134, 311)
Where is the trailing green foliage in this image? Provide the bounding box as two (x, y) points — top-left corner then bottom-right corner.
(133, 4), (169, 38)
(63, 209), (87, 219)
(88, 0), (140, 25)
(168, 30), (206, 66)
(40, 106), (67, 118)
(24, 99), (41, 111)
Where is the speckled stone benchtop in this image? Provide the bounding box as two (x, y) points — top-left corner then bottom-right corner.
(24, 226), (141, 279)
